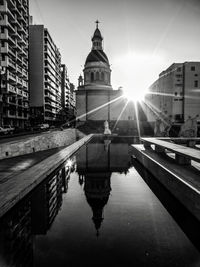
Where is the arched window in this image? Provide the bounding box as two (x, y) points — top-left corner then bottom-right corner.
(91, 72), (94, 82)
(96, 72), (99, 80)
(101, 72), (104, 81)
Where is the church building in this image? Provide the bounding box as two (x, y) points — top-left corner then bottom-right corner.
(76, 22), (147, 134)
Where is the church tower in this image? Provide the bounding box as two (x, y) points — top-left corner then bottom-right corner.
(81, 21), (112, 90)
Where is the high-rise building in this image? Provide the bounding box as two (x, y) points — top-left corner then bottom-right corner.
(61, 64), (76, 122)
(29, 25), (62, 125)
(0, 0), (29, 128)
(145, 62), (200, 123)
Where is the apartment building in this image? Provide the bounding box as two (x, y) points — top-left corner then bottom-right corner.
(29, 25), (62, 125)
(61, 64), (76, 122)
(145, 62), (200, 123)
(0, 0), (29, 127)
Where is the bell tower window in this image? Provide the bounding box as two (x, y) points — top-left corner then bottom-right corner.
(96, 72), (100, 80)
(91, 72), (94, 82)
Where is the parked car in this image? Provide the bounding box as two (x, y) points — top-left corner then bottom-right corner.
(33, 123), (50, 131)
(39, 123), (49, 130)
(0, 125), (15, 135)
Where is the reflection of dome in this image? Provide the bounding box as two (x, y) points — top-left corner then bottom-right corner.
(85, 50), (109, 64)
(84, 173), (111, 236)
(86, 197), (109, 236)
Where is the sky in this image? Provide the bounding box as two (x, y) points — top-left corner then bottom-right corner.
(30, 0), (200, 96)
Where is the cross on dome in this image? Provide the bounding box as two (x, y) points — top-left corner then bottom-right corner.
(95, 20), (100, 28)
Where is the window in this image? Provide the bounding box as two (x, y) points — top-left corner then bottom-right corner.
(91, 72), (94, 82)
(101, 72), (104, 81)
(195, 74), (198, 77)
(194, 80), (198, 88)
(174, 92), (178, 96)
(191, 66), (195, 71)
(177, 67), (182, 72)
(96, 72), (99, 80)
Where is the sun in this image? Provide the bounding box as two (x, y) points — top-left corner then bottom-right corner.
(122, 87), (146, 102)
(113, 51), (165, 103)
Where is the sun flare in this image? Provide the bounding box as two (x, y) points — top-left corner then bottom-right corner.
(114, 51), (165, 102)
(122, 87), (146, 102)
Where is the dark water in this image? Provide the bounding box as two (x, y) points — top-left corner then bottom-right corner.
(0, 137), (200, 267)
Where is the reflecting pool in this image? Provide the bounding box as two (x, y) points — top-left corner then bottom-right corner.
(0, 137), (200, 267)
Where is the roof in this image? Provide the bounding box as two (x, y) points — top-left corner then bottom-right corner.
(92, 28), (103, 41)
(85, 49), (109, 64)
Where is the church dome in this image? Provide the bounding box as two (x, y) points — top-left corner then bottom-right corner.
(85, 50), (109, 65)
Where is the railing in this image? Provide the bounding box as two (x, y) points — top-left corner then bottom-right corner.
(141, 137), (200, 166)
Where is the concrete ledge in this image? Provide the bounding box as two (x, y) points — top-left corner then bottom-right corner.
(132, 144), (200, 221)
(0, 134), (93, 218)
(0, 129), (85, 160)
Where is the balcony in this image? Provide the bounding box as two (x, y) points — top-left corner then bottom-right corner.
(8, 34), (16, 45)
(8, 58), (16, 69)
(7, 84), (17, 94)
(22, 80), (27, 88)
(7, 71), (16, 82)
(16, 55), (22, 64)
(0, 2), (7, 12)
(7, 111), (17, 118)
(8, 21), (16, 33)
(22, 69), (27, 78)
(16, 64), (23, 74)
(18, 35), (27, 46)
(16, 77), (23, 85)
(22, 91), (28, 98)
(7, 8), (16, 21)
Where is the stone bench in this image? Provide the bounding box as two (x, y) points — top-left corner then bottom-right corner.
(141, 137), (200, 165)
(158, 137), (200, 147)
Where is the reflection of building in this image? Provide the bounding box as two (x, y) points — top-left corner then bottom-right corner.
(0, 165), (69, 266)
(76, 22), (147, 131)
(0, 201), (33, 267)
(29, 24), (62, 125)
(0, 0), (29, 128)
(76, 139), (132, 235)
(145, 62), (200, 123)
(31, 169), (63, 234)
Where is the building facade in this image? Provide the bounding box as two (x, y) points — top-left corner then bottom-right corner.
(29, 25), (62, 125)
(0, 0), (29, 128)
(146, 62), (200, 123)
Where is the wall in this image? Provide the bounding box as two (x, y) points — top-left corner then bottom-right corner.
(0, 129), (84, 160)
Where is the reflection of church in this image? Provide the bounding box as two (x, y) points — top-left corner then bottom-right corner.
(76, 138), (132, 235)
(76, 22), (148, 134)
